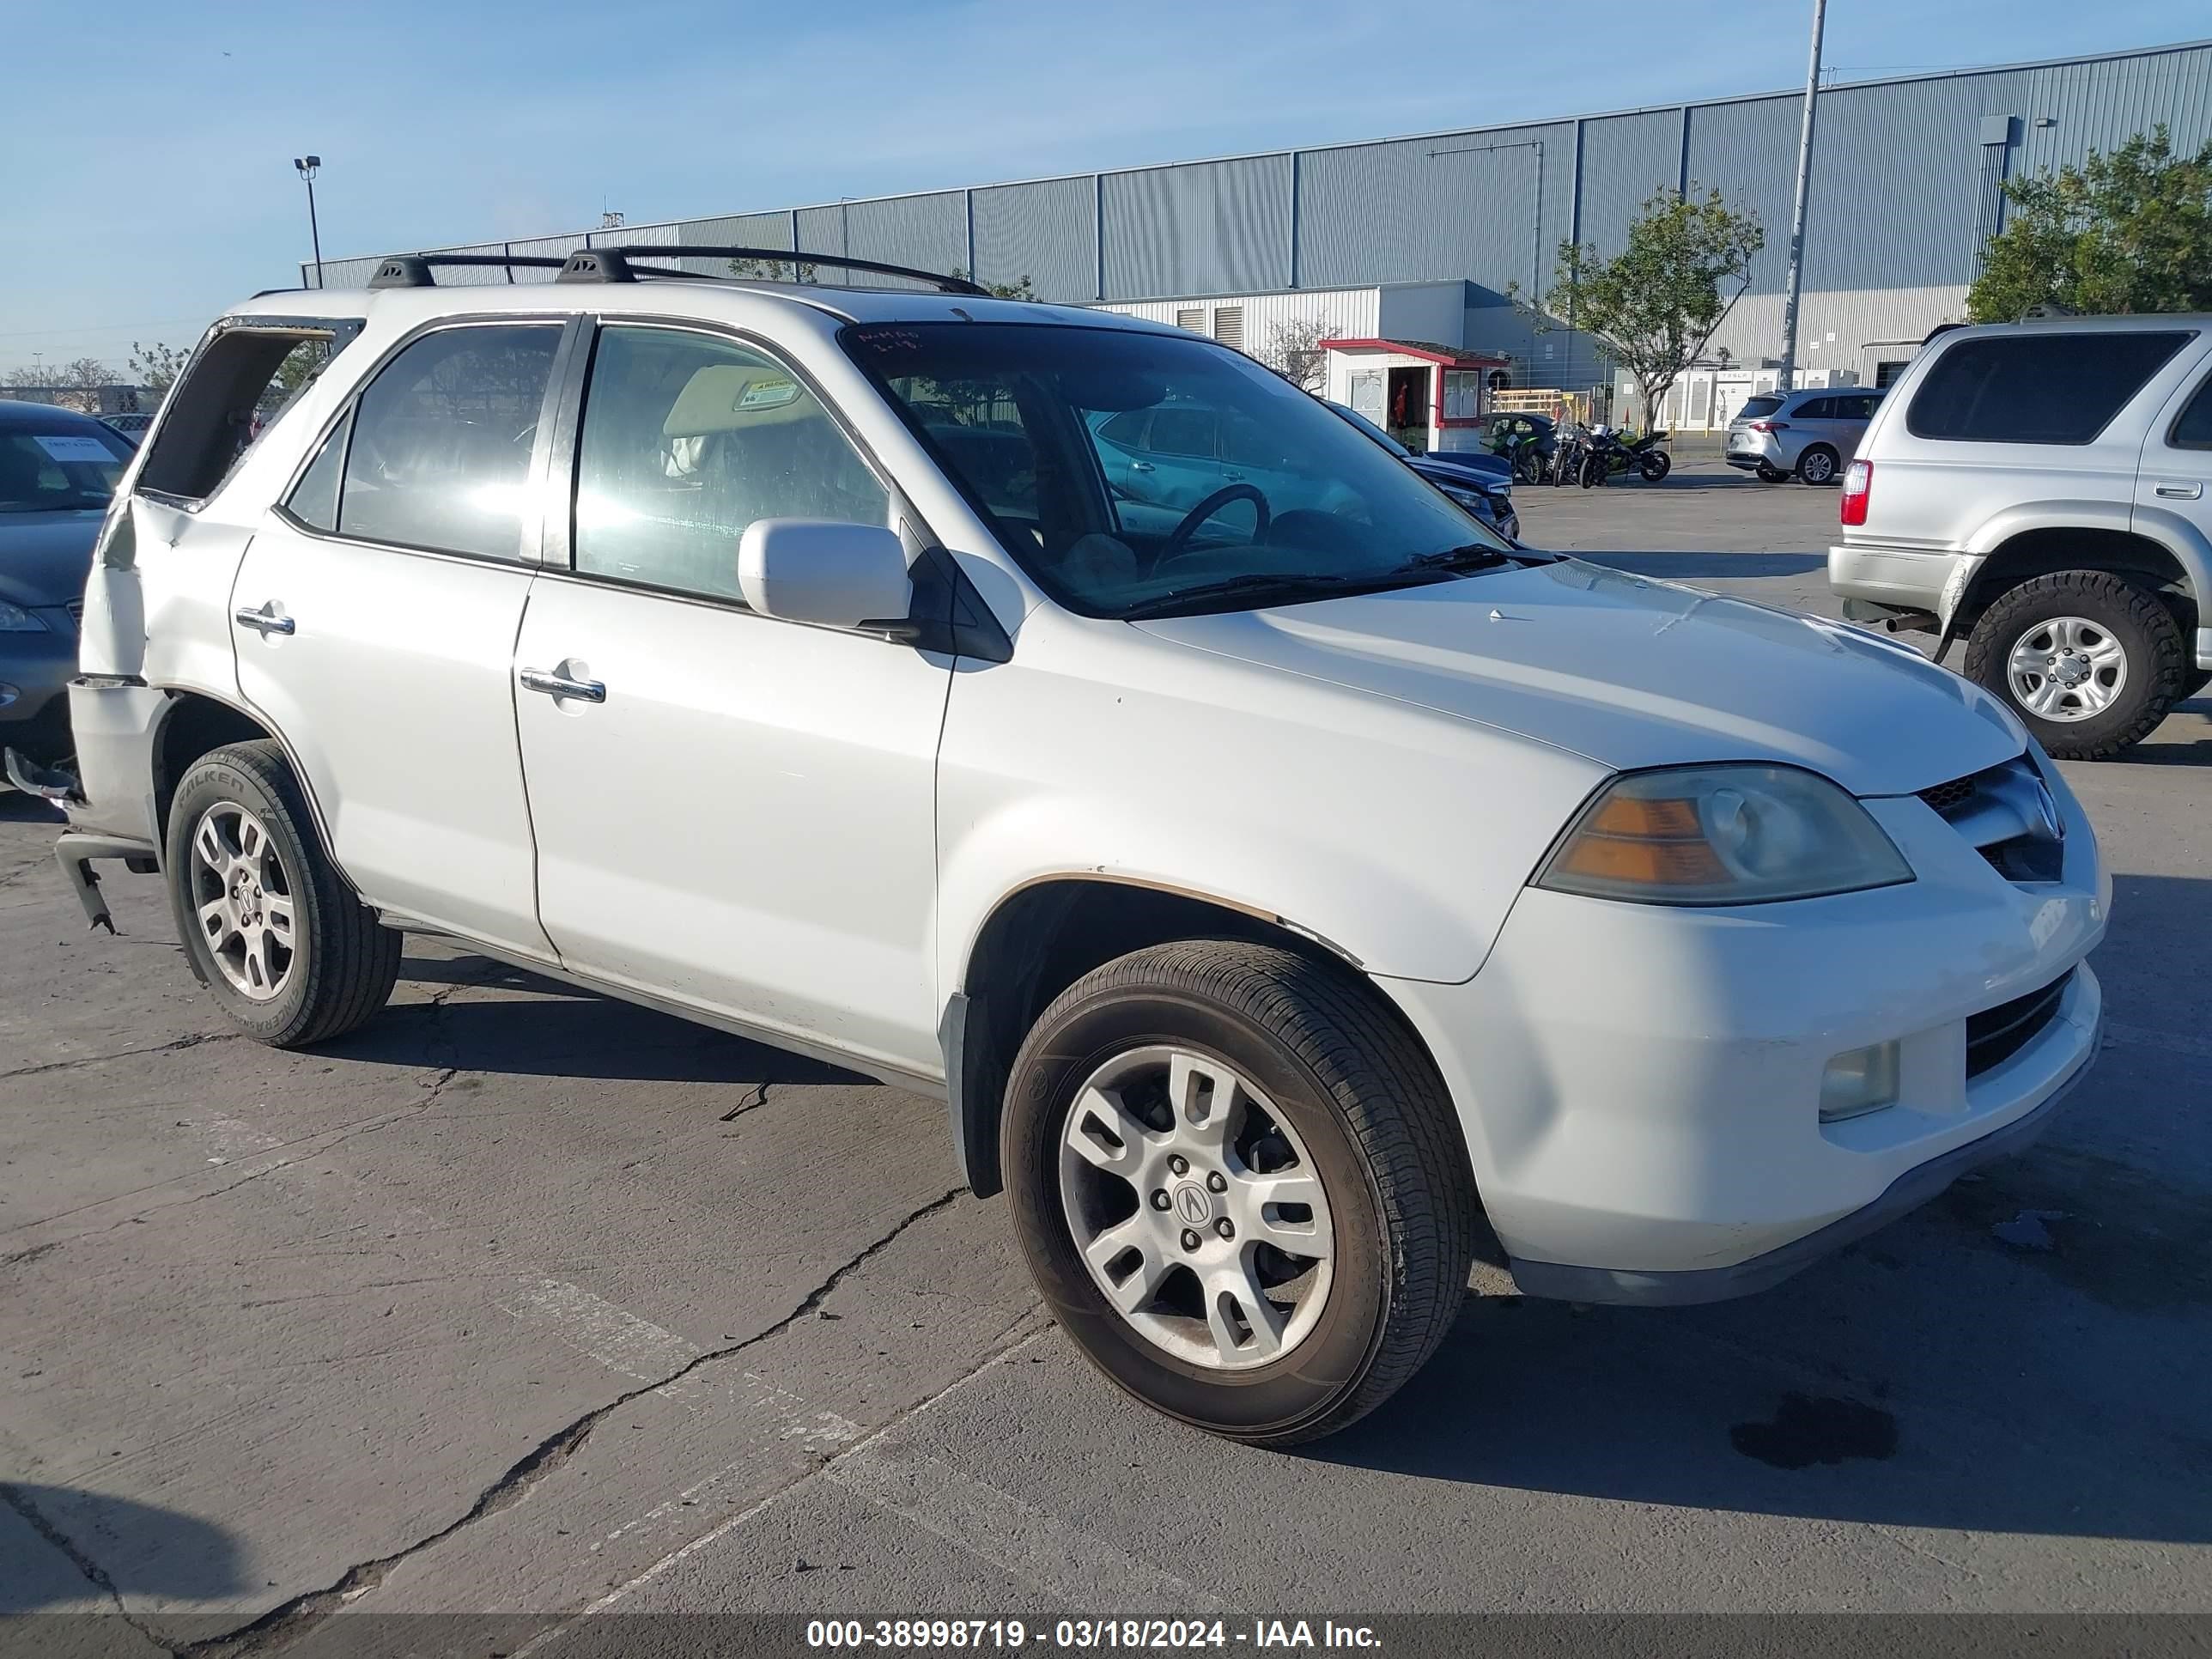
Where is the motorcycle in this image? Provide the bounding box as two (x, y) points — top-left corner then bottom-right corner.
(1579, 426), (1674, 485)
(1493, 426), (1554, 484)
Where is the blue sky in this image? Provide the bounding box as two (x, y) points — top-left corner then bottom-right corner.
(2, 0), (2205, 373)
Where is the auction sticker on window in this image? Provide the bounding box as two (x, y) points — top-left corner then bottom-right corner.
(33, 434), (117, 463)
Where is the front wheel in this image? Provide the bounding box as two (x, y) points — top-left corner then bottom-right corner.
(1511, 448), (1540, 485)
(1002, 940), (1476, 1447)
(166, 740), (402, 1046)
(1961, 571), (2188, 760)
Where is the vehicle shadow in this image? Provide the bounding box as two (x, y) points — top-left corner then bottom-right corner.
(317, 954), (872, 1086)
(1577, 550), (1827, 580)
(0, 1485), (244, 1611)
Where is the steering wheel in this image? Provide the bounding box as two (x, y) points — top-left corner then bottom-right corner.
(1160, 483), (1270, 560)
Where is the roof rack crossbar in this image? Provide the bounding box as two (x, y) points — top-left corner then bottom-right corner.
(366, 252), (571, 289)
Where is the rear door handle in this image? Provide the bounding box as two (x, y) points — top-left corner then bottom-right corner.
(2154, 480), (2203, 500)
(234, 604), (295, 635)
(519, 667), (606, 703)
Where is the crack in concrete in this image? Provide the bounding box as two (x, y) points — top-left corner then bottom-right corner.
(719, 1082), (771, 1122)
(174, 1187), (964, 1658)
(0, 1030), (244, 1083)
(1, 1480), (171, 1646)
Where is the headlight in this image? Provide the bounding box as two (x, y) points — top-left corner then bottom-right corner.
(1438, 483), (1491, 514)
(0, 600), (51, 634)
(1536, 763), (1911, 904)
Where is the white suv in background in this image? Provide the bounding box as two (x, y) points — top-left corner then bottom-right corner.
(24, 247), (2106, 1445)
(1831, 314), (2212, 758)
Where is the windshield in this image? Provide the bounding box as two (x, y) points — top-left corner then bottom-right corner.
(0, 423), (132, 512)
(844, 322), (1511, 619)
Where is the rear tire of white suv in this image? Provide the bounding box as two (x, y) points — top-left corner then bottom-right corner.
(1001, 939), (1476, 1447)
(165, 741), (402, 1047)
(1795, 446), (1839, 484)
(1962, 571), (2188, 761)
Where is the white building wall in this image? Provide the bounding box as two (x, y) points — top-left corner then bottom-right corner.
(1090, 288), (1382, 358)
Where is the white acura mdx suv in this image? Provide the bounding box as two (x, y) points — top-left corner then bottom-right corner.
(23, 246), (2106, 1445)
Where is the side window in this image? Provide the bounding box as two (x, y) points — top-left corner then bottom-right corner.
(2171, 375), (2212, 451)
(284, 418), (347, 532)
(338, 324), (562, 560)
(1148, 406), (1214, 458)
(573, 325), (888, 600)
(1097, 410), (1149, 449)
(1797, 398), (1835, 421)
(135, 325), (357, 502)
(1908, 331), (2194, 445)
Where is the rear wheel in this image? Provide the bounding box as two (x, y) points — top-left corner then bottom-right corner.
(1961, 571), (2188, 760)
(165, 740), (401, 1046)
(1796, 446), (1839, 484)
(1639, 451), (1672, 482)
(1002, 939), (1476, 1447)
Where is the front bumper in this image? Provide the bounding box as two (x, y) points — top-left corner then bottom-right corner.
(0, 612), (80, 761)
(1378, 753), (2107, 1303)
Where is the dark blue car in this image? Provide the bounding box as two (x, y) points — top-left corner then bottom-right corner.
(1, 400), (134, 769)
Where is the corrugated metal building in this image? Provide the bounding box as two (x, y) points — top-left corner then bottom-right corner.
(311, 38), (2212, 395)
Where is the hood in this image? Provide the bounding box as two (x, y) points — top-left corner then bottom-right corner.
(0, 509), (100, 610)
(1135, 559), (2025, 797)
(1410, 453), (1510, 488)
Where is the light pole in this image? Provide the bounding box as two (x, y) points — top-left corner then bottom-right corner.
(293, 155), (324, 288)
(1776, 0), (1826, 392)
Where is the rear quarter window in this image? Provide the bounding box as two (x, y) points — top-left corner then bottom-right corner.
(1906, 331), (2194, 445)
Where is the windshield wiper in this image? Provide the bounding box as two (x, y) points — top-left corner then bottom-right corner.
(1119, 571), (1395, 619)
(1395, 542), (1511, 574)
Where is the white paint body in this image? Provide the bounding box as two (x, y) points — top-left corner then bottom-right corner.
(69, 281), (2109, 1286)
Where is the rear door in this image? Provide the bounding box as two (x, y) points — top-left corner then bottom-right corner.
(232, 319), (572, 957)
(513, 321), (951, 1074)
(2135, 349), (2212, 636)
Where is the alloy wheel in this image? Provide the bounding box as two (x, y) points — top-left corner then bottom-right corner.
(2007, 615), (2127, 722)
(188, 802), (298, 1001)
(1058, 1045), (1335, 1371)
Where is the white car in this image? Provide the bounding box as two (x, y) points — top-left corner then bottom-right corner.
(34, 246), (2107, 1446)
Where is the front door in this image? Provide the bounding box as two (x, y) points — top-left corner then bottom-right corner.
(232, 319), (568, 957)
(514, 322), (951, 1075)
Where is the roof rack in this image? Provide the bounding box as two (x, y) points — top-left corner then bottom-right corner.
(364, 245), (988, 297)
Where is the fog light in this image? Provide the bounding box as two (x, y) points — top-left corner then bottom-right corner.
(1820, 1041), (1899, 1122)
(0, 684), (19, 709)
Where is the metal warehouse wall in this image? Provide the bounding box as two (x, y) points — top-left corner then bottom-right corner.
(311, 40), (2212, 370)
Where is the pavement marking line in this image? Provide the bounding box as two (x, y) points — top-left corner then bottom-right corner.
(826, 1441), (1227, 1616)
(514, 1324), (1058, 1656)
(500, 1279), (703, 1383)
(2105, 1018), (2212, 1063)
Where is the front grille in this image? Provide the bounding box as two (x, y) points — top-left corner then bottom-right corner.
(1966, 970), (2070, 1077)
(1918, 775), (1977, 814)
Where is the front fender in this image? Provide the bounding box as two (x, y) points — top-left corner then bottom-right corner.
(933, 619), (1607, 993)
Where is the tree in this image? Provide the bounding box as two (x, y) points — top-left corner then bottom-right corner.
(131, 341), (191, 397)
(1967, 126), (2212, 322)
(729, 254), (819, 283)
(1256, 317), (1338, 391)
(951, 268), (1036, 300)
(1544, 185), (1764, 429)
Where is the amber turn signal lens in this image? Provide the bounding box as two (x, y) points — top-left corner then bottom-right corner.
(1551, 823), (1730, 887)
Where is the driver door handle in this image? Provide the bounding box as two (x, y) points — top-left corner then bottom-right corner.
(519, 667), (606, 703)
(1129, 460), (1154, 473)
(2154, 480), (2203, 500)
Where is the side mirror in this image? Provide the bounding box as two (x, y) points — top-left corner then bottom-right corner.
(737, 519), (912, 631)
